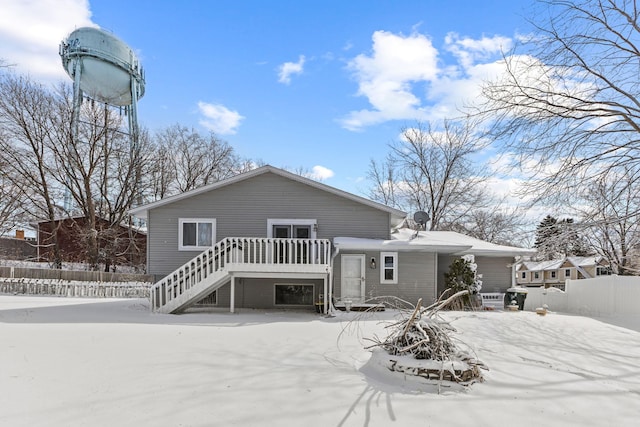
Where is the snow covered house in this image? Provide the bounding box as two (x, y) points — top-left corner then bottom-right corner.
(516, 256), (611, 289)
(129, 165), (534, 314)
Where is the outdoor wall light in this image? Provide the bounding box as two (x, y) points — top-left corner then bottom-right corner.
(370, 257), (377, 269)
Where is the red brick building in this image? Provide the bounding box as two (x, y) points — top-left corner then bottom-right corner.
(35, 216), (146, 270)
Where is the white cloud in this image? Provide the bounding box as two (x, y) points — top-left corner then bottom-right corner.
(277, 55), (305, 85)
(340, 30), (513, 131)
(197, 101), (244, 135)
(306, 165), (334, 181)
(0, 0), (95, 81)
(444, 32), (512, 70)
(341, 31), (439, 130)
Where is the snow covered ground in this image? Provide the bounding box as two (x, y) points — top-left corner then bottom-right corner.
(1, 296), (639, 427)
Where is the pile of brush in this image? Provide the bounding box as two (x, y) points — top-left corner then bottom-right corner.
(365, 291), (487, 384)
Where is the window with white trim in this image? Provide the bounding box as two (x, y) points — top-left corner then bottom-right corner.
(565, 269), (571, 278)
(380, 252), (398, 284)
(534, 272), (540, 279)
(550, 271), (556, 279)
(179, 218), (215, 250)
(521, 272), (526, 279)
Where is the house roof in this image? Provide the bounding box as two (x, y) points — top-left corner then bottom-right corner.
(333, 236), (472, 253)
(520, 256), (605, 272)
(334, 229), (536, 257)
(521, 259), (564, 271)
(129, 165), (407, 225)
(566, 256), (604, 267)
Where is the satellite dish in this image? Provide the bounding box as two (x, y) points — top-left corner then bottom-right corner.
(413, 211), (430, 229)
(60, 27), (145, 106)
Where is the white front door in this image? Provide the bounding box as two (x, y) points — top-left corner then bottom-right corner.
(341, 254), (365, 302)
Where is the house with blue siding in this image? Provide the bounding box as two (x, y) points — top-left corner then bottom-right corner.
(129, 165), (534, 314)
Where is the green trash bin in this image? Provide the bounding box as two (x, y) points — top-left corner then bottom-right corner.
(505, 287), (528, 310)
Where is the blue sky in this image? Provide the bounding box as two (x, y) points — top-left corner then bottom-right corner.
(0, 0), (533, 198)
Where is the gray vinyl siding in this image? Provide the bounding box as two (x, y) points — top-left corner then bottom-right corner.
(334, 251), (437, 305)
(147, 172), (392, 277)
(437, 254), (451, 298)
(437, 255), (514, 296)
(215, 278), (323, 309)
(475, 256), (514, 293)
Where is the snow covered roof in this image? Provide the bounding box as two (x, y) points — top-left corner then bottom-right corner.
(129, 165), (407, 225)
(335, 229), (536, 257)
(520, 256), (605, 272)
(567, 256), (604, 267)
(333, 235), (471, 253)
(522, 259), (564, 271)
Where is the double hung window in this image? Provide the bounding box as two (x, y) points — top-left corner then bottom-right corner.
(380, 252), (398, 284)
(179, 218), (215, 250)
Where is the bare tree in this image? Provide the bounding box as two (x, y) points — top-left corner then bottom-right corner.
(0, 72), (64, 266)
(480, 0), (640, 202)
(144, 130), (176, 201)
(0, 155), (24, 235)
(146, 125), (247, 200)
(369, 120), (492, 230)
(46, 85), (150, 271)
(478, 0), (640, 270)
(446, 205), (529, 247)
(576, 166), (640, 275)
(0, 72), (149, 270)
(367, 157), (398, 207)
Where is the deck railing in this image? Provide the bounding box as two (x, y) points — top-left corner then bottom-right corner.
(221, 237), (332, 266)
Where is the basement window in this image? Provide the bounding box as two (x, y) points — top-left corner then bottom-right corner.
(275, 284), (315, 306)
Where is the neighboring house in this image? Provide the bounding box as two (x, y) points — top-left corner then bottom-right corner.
(34, 216), (146, 269)
(516, 256), (611, 289)
(0, 229), (37, 260)
(129, 165), (535, 314)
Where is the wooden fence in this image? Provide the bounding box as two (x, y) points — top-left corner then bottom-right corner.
(0, 277), (151, 298)
(0, 266), (154, 283)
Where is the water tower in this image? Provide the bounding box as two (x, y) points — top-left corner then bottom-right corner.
(59, 26), (145, 209)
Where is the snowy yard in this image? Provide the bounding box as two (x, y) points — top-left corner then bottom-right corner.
(1, 296), (640, 427)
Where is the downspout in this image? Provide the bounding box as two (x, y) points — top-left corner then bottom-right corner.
(327, 245), (340, 316)
(434, 252), (439, 300)
(511, 256), (521, 287)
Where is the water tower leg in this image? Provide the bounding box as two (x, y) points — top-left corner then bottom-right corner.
(128, 77), (143, 225)
(128, 77), (139, 151)
(65, 57), (84, 212)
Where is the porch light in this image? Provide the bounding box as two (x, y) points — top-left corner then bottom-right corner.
(370, 257), (376, 269)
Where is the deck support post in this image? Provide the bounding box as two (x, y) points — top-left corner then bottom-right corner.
(230, 275), (235, 313)
(323, 275), (328, 315)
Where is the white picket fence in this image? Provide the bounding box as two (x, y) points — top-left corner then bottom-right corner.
(524, 275), (640, 316)
(0, 277), (151, 298)
(480, 292), (505, 309)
